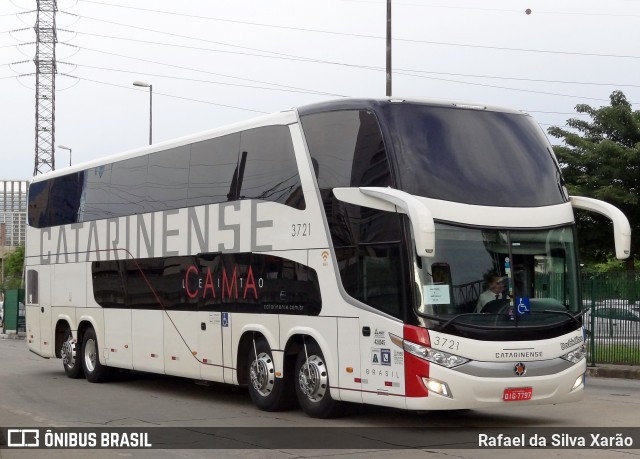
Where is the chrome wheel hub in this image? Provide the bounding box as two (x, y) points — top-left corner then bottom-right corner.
(250, 352), (275, 397)
(298, 355), (327, 402)
(61, 337), (76, 368)
(84, 338), (97, 373)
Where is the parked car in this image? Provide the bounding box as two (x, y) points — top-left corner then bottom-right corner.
(584, 304), (640, 340)
(595, 298), (640, 308)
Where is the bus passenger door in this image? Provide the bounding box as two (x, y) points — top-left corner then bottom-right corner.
(26, 266), (52, 358)
(198, 311), (224, 383)
(35, 266), (53, 358)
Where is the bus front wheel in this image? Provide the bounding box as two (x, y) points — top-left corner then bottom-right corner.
(247, 337), (293, 411)
(294, 341), (343, 418)
(81, 328), (111, 383)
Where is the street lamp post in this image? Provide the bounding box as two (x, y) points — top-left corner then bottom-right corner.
(58, 145), (72, 167)
(133, 80), (152, 145)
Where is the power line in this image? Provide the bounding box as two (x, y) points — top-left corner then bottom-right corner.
(57, 28), (324, 64)
(78, 0), (640, 29)
(527, 110), (589, 116)
(7, 2), (636, 126)
(51, 9), (640, 114)
(58, 42), (638, 105)
(57, 28), (640, 89)
(396, 69), (640, 89)
(340, 0), (640, 18)
(60, 12), (323, 62)
(59, 42), (346, 97)
(58, 62), (344, 96)
(62, 52), (632, 104)
(398, 72), (614, 102)
(66, 5), (640, 60)
(0, 27), (31, 33)
(59, 73), (270, 114)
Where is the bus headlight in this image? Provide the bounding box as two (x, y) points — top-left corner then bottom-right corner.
(561, 345), (586, 364)
(391, 334), (469, 368)
(571, 374), (584, 392)
(422, 377), (453, 398)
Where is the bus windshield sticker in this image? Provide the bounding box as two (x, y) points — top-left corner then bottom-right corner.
(424, 285), (451, 305)
(516, 297), (531, 315)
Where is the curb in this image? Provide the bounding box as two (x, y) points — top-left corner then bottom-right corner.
(586, 366), (640, 380)
(0, 332), (26, 340)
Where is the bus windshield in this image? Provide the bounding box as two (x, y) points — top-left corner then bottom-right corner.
(416, 223), (580, 331)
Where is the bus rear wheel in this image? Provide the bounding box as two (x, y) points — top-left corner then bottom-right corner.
(81, 328), (111, 383)
(61, 328), (84, 379)
(247, 337), (293, 411)
(295, 341), (343, 418)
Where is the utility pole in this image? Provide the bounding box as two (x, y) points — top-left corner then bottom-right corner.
(33, 0), (58, 175)
(386, 0), (392, 97)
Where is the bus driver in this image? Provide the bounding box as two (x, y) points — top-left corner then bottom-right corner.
(475, 275), (505, 312)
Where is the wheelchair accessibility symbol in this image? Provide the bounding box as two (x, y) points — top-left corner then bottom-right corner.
(516, 297), (530, 315)
(222, 312), (229, 327)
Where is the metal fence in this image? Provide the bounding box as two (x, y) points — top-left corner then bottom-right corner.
(581, 271), (640, 366)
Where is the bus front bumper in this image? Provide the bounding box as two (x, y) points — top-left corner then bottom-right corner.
(405, 359), (586, 411)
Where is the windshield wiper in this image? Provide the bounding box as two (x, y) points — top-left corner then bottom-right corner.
(540, 309), (582, 326)
(437, 313), (479, 330)
(422, 308), (581, 332)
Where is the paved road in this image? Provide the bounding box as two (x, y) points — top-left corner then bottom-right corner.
(0, 338), (638, 458)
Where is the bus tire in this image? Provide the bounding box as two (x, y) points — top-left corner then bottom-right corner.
(247, 337), (294, 411)
(61, 328), (84, 379)
(81, 328), (111, 383)
(294, 341), (343, 418)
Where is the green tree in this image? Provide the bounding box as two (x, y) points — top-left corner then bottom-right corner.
(1, 245), (24, 290)
(547, 91), (640, 270)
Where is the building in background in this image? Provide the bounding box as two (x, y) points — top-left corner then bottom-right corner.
(1, 180), (28, 300)
(1, 180), (28, 249)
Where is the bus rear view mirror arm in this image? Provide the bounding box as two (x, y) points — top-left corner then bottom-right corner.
(333, 187), (436, 257)
(570, 196), (631, 260)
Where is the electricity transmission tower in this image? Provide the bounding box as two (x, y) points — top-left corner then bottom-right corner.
(33, 0), (58, 175)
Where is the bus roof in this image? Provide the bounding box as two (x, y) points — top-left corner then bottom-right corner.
(296, 97), (528, 117)
(30, 97), (528, 184)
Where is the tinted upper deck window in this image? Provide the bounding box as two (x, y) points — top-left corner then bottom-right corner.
(188, 133), (241, 207)
(238, 126), (305, 209)
(28, 124), (305, 228)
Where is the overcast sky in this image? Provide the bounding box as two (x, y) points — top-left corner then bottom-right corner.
(1, 0), (639, 180)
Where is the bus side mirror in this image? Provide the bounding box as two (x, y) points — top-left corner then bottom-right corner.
(333, 187), (436, 257)
(570, 196), (631, 260)
(431, 262), (452, 285)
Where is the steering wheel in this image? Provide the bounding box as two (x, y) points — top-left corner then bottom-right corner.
(481, 298), (510, 313)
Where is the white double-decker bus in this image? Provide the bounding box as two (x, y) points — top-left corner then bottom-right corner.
(25, 98), (630, 417)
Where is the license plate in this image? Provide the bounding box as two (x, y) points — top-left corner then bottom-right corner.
(503, 387), (533, 402)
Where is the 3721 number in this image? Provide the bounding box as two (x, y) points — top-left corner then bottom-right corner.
(292, 223), (311, 237)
